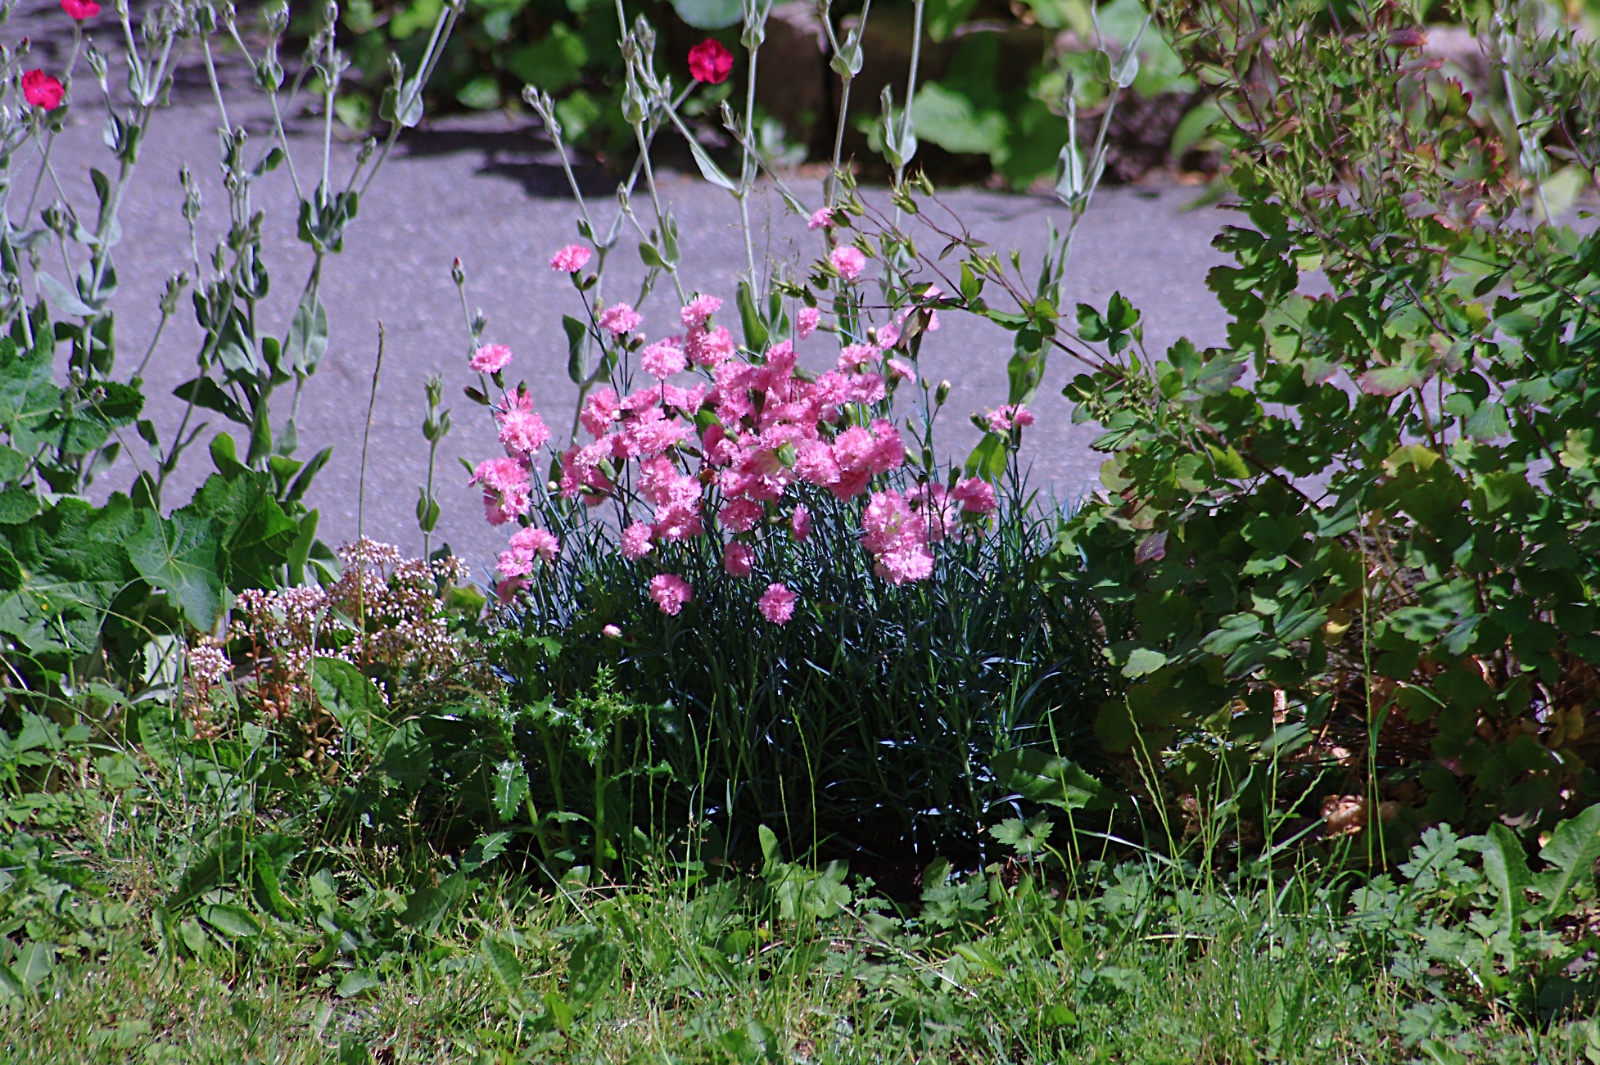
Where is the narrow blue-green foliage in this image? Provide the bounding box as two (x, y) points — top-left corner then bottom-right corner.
(492, 474), (1124, 863)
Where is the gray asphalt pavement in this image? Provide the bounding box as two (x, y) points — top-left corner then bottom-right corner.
(19, 24), (1235, 568)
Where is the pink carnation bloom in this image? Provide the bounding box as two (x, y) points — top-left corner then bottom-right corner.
(860, 490), (935, 585)
(471, 456), (533, 525)
(887, 358), (915, 382)
(790, 505), (813, 542)
(599, 302), (642, 336)
(759, 583), (798, 625)
(876, 541), (935, 584)
(808, 206), (835, 230)
(496, 578), (527, 603)
(550, 244), (592, 273)
(641, 338), (688, 379)
(953, 477), (998, 514)
(830, 246), (867, 281)
(680, 295), (723, 329)
(797, 307), (821, 340)
(581, 387), (621, 437)
(497, 393), (551, 456)
(649, 573), (693, 616)
(723, 542), (753, 577)
(471, 343), (513, 374)
(471, 455), (529, 493)
(687, 324), (736, 366)
(62, 0), (100, 19)
(719, 497), (763, 533)
(512, 526), (561, 562)
(838, 343), (878, 372)
(848, 373), (886, 405)
(876, 321), (901, 348)
(985, 404), (1037, 433)
(620, 521), (654, 560)
(499, 526), (560, 578)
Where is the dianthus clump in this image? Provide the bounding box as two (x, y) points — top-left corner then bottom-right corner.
(471, 263), (1010, 623)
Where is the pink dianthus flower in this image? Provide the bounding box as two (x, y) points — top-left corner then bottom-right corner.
(680, 295), (722, 329)
(649, 573), (693, 615)
(808, 206), (835, 230)
(759, 583), (798, 625)
(496, 390), (551, 456)
(830, 245), (866, 281)
(512, 526), (560, 562)
(719, 498), (763, 533)
(687, 324), (736, 366)
(985, 404), (1036, 433)
(550, 244), (592, 273)
(723, 542), (753, 577)
(62, 0), (100, 19)
(620, 522), (654, 560)
(640, 338), (687, 379)
(470, 343), (512, 374)
(838, 343), (878, 372)
(797, 307), (821, 340)
(953, 477), (998, 514)
(581, 387), (621, 437)
(790, 505), (813, 542)
(599, 303), (642, 336)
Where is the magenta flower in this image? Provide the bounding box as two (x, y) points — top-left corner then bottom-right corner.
(550, 244), (592, 273)
(687, 324), (735, 366)
(797, 307), (821, 340)
(599, 302), (642, 337)
(620, 522), (654, 560)
(470, 456), (532, 525)
(837, 343), (877, 372)
(759, 583), (798, 625)
(680, 295), (722, 329)
(688, 39), (733, 84)
(953, 477), (998, 515)
(808, 207), (835, 231)
(498, 527), (559, 578)
(723, 542), (752, 577)
(830, 246), (866, 281)
(641, 338), (687, 379)
(790, 505), (813, 542)
(61, 0), (99, 18)
(649, 573), (693, 616)
(581, 387), (621, 437)
(985, 404), (1037, 433)
(603, 624), (624, 639)
(471, 343), (512, 374)
(887, 358), (915, 381)
(22, 70), (64, 110)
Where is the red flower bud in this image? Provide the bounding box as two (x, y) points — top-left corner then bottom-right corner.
(688, 39), (733, 85)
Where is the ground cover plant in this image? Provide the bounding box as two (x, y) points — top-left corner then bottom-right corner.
(4, 0), (1600, 1060)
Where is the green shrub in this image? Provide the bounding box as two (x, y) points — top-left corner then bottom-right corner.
(0, 0), (458, 713)
(1040, 0), (1600, 837)
(494, 482), (1122, 868)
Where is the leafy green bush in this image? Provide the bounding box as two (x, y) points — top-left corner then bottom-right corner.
(495, 483), (1120, 868)
(0, 0), (457, 712)
(1037, 0), (1600, 835)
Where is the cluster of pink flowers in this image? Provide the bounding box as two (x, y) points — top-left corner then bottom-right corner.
(985, 404), (1036, 433)
(470, 259), (1003, 620)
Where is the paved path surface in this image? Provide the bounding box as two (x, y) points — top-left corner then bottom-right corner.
(16, 9), (1236, 566)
